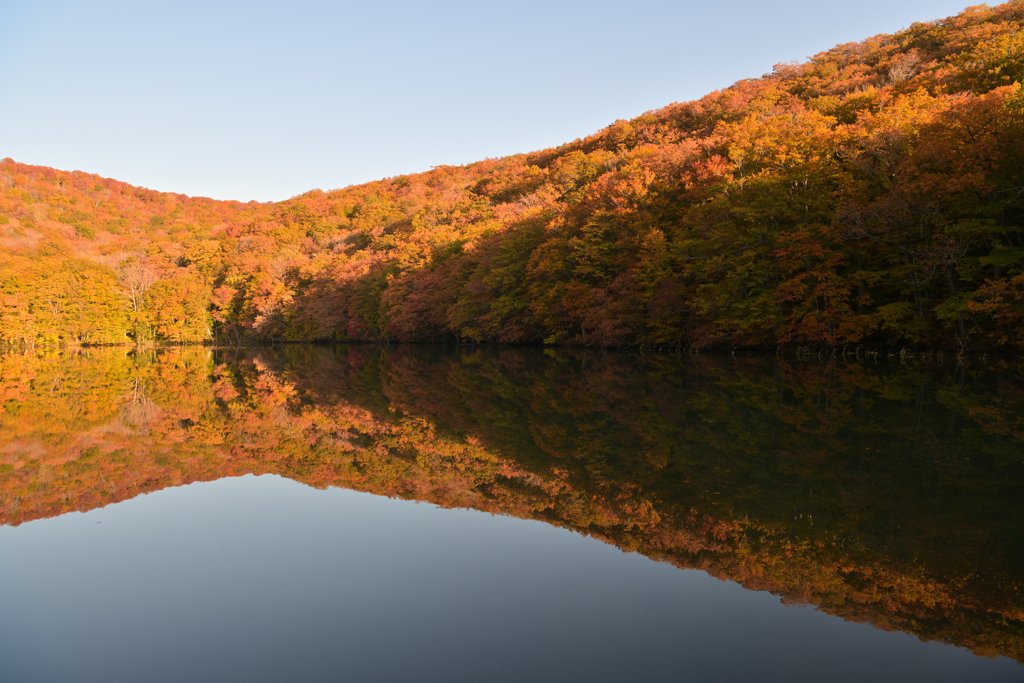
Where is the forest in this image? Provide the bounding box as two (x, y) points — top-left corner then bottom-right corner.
(1, 346), (1021, 660)
(2, 2), (1024, 350)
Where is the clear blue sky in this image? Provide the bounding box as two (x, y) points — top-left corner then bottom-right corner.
(0, 0), (975, 202)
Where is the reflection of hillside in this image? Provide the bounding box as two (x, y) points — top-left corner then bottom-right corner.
(1, 346), (1022, 662)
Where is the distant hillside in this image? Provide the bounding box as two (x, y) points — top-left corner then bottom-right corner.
(2, 1), (1024, 349)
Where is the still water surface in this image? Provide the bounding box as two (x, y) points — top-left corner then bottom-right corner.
(0, 346), (1021, 681)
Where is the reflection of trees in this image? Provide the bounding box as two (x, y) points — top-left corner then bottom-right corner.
(120, 376), (161, 431)
(0, 346), (1022, 661)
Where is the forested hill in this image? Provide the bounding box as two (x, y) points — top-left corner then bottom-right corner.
(3, 1), (1024, 350)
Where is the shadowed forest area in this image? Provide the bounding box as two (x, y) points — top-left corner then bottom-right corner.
(3, 3), (1024, 350)
(1, 346), (1022, 662)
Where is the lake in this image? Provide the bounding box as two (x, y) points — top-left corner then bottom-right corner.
(0, 345), (1021, 681)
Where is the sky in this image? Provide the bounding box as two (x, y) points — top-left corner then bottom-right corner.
(0, 0), (977, 202)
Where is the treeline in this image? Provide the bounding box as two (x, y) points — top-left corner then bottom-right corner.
(1, 346), (1022, 659)
(2, 2), (1024, 349)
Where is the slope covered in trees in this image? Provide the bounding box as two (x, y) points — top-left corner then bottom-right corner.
(3, 2), (1024, 349)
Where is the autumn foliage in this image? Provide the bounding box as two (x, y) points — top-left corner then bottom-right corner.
(3, 2), (1024, 350)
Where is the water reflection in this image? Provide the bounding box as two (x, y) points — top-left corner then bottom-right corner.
(1, 345), (1022, 668)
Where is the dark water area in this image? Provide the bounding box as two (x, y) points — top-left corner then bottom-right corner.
(0, 345), (1022, 682)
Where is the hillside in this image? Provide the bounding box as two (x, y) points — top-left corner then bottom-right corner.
(2, 1), (1024, 349)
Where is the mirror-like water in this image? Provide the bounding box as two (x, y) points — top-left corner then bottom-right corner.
(0, 346), (1021, 681)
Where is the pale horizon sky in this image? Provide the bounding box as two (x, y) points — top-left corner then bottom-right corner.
(1, 0), (976, 202)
